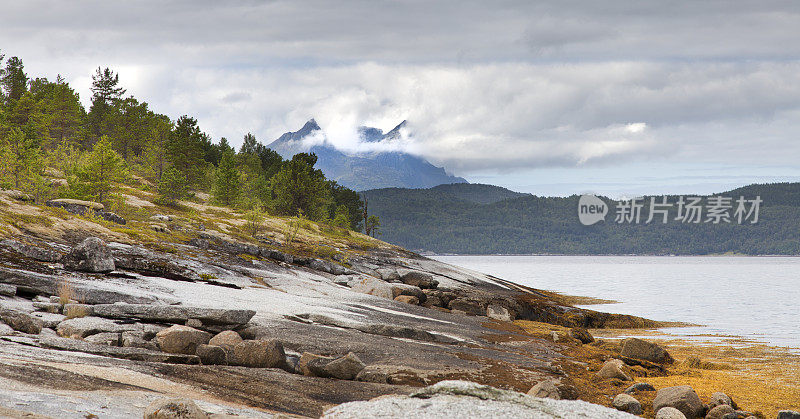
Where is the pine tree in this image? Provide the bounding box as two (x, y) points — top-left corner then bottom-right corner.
(88, 67), (125, 142)
(213, 151), (240, 206)
(156, 166), (187, 205)
(166, 116), (206, 187)
(332, 205), (350, 229)
(0, 127), (41, 189)
(270, 153), (331, 220)
(1, 56), (28, 104)
(73, 136), (127, 203)
(365, 215), (381, 237)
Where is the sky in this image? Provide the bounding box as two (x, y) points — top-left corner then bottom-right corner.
(2, 0), (800, 197)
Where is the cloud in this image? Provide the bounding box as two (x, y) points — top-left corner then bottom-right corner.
(2, 1), (800, 178)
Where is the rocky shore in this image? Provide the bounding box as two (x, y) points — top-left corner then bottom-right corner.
(0, 189), (797, 418)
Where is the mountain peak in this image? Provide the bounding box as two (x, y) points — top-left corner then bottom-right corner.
(385, 120), (408, 139)
(301, 118), (321, 132)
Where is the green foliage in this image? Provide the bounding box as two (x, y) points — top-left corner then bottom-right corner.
(70, 136), (127, 203)
(1, 56), (28, 104)
(0, 126), (41, 189)
(213, 151), (240, 206)
(244, 207), (264, 236)
(365, 215), (381, 237)
(166, 116), (207, 187)
(332, 205), (350, 229)
(270, 153), (332, 221)
(156, 166), (188, 205)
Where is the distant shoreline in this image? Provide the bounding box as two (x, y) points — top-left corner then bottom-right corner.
(428, 253), (800, 257)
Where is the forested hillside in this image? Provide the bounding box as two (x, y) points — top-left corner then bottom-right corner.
(363, 183), (800, 255)
(0, 50), (364, 231)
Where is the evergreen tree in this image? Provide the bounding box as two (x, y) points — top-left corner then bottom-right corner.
(1, 56), (28, 104)
(332, 205), (350, 229)
(88, 67), (125, 142)
(0, 127), (41, 189)
(72, 136), (127, 203)
(213, 151), (240, 206)
(240, 133), (258, 155)
(365, 215), (381, 237)
(36, 80), (86, 148)
(166, 116), (206, 187)
(141, 114), (172, 184)
(270, 153), (331, 220)
(156, 165), (187, 205)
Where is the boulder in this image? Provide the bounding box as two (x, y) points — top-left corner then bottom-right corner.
(0, 322), (15, 336)
(155, 325), (212, 355)
(121, 331), (159, 350)
(97, 211), (126, 225)
(297, 352), (332, 376)
(3, 189), (33, 202)
(375, 268), (400, 282)
(653, 385), (704, 419)
(389, 283), (426, 301)
(45, 198), (104, 215)
(613, 393), (642, 415)
(448, 298), (485, 316)
(62, 237), (115, 273)
(320, 352), (366, 380)
(84, 332), (121, 346)
(196, 344), (227, 365)
(527, 380), (560, 399)
(656, 407), (688, 419)
(57, 316), (129, 338)
(706, 405), (735, 419)
(0, 309), (44, 334)
(91, 303), (255, 325)
(621, 337), (675, 365)
(486, 304), (514, 321)
(394, 295), (419, 305)
(208, 330), (242, 351)
(778, 411), (800, 419)
(144, 398), (209, 419)
(624, 382), (655, 394)
(596, 359), (631, 381)
(569, 327), (594, 344)
(708, 392), (735, 409)
(31, 312), (65, 329)
(0, 239), (60, 262)
(349, 276), (393, 299)
(398, 270), (438, 289)
(230, 339), (285, 368)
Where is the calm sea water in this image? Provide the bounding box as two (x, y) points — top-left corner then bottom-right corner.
(433, 255), (800, 349)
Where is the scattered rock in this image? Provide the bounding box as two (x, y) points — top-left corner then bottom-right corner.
(150, 214), (173, 222)
(486, 304), (514, 321)
(778, 411), (800, 419)
(208, 330), (242, 351)
(39, 336), (199, 364)
(653, 385), (704, 419)
(569, 327), (594, 344)
(613, 393), (643, 415)
(394, 295), (419, 305)
(57, 316), (129, 338)
(596, 359), (631, 381)
(155, 325), (212, 355)
(62, 237), (115, 273)
(297, 352), (331, 376)
(97, 211), (126, 224)
(319, 352), (366, 380)
(0, 322), (14, 335)
(33, 301), (61, 313)
(3, 189), (33, 201)
(92, 303), (255, 325)
(375, 268), (400, 281)
(230, 339), (285, 368)
(84, 332), (121, 346)
(706, 404), (735, 419)
(448, 298), (485, 316)
(144, 398), (209, 419)
(185, 318), (203, 328)
(389, 283), (426, 302)
(656, 407), (688, 419)
(196, 344), (227, 365)
(31, 312), (66, 329)
(0, 239), (60, 262)
(121, 331), (159, 350)
(624, 382), (655, 394)
(398, 270), (438, 289)
(621, 337), (675, 365)
(0, 308), (44, 334)
(709, 392), (735, 409)
(527, 380), (560, 399)
(348, 276), (393, 299)
(46, 198), (104, 215)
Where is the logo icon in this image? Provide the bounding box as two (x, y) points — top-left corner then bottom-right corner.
(578, 194), (608, 225)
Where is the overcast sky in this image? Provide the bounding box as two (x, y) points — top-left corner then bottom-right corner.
(2, 0), (800, 196)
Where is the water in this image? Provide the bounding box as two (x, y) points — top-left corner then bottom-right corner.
(433, 255), (800, 349)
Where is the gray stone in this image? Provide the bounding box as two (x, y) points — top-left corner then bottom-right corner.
(597, 359), (631, 381)
(778, 412), (800, 419)
(32, 301), (61, 313)
(91, 303), (255, 325)
(0, 240), (61, 262)
(653, 385), (704, 419)
(97, 211), (126, 225)
(45, 198), (104, 215)
(486, 304), (514, 321)
(39, 336), (200, 364)
(0, 322), (14, 335)
(84, 332), (121, 346)
(448, 298), (485, 316)
(196, 344), (227, 365)
(57, 316), (130, 338)
(621, 337), (675, 365)
(321, 352), (366, 380)
(63, 303), (93, 318)
(527, 380), (560, 399)
(230, 339), (285, 368)
(348, 276), (393, 299)
(0, 284), (17, 297)
(208, 330), (242, 350)
(144, 398), (209, 419)
(323, 380), (638, 419)
(62, 237), (115, 273)
(121, 331), (158, 350)
(375, 268), (400, 281)
(394, 295), (419, 305)
(185, 318), (202, 328)
(656, 407), (687, 419)
(389, 283), (426, 302)
(398, 270), (438, 289)
(708, 392), (734, 409)
(624, 382), (655, 394)
(569, 327), (594, 344)
(155, 325), (212, 355)
(613, 393), (642, 415)
(0, 308), (44, 334)
(706, 405), (735, 419)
